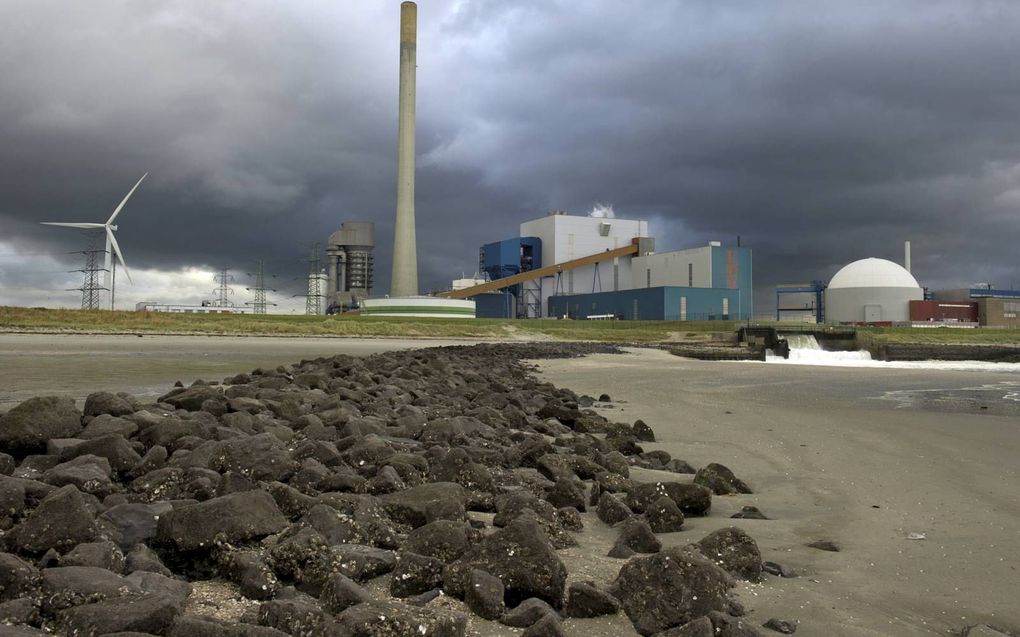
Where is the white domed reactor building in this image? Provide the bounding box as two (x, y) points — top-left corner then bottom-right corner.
(825, 258), (923, 323)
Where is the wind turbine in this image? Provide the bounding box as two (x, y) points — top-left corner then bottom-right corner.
(41, 173), (147, 310)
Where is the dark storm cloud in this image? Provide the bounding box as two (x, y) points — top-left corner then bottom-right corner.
(2, 0), (1020, 308)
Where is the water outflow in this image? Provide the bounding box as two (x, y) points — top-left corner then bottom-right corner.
(764, 334), (1020, 371)
(767, 334), (872, 364)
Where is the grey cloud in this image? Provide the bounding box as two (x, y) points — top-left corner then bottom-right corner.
(2, 0), (1019, 310)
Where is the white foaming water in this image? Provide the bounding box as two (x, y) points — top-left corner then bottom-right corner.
(778, 334), (873, 364)
(765, 335), (1020, 372)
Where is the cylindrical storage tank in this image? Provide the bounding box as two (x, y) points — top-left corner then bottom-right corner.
(825, 258), (923, 323)
(361, 297), (475, 318)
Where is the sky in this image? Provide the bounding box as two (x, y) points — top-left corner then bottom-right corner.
(1, 0), (1019, 314)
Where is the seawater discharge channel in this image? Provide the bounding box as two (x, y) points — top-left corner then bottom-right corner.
(767, 333), (1020, 372)
(760, 333), (1020, 416)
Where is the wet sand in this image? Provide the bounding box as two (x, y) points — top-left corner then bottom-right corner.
(0, 333), (478, 410)
(538, 348), (1020, 636)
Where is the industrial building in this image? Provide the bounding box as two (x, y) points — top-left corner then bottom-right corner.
(325, 222), (374, 312)
(909, 300), (978, 324)
(441, 210), (753, 321)
(777, 242), (1019, 327)
(930, 288), (1020, 328)
(135, 301), (253, 314)
(824, 258), (924, 323)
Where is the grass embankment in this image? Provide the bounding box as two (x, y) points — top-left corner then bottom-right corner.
(856, 326), (1020, 347)
(0, 306), (738, 342)
(4, 307), (1019, 345)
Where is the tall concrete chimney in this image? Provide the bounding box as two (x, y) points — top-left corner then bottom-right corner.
(904, 240), (911, 274)
(390, 1), (418, 297)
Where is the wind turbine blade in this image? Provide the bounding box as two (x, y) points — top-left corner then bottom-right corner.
(107, 172), (148, 225)
(40, 222), (104, 229)
(107, 227), (131, 284)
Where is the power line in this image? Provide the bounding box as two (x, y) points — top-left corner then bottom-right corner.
(212, 268), (235, 307)
(246, 260), (277, 315)
(0, 250), (82, 258)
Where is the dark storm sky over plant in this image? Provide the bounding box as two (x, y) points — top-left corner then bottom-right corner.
(2, 0), (1019, 308)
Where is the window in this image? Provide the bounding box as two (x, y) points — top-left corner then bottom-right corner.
(646, 269), (651, 288)
(688, 263), (693, 287)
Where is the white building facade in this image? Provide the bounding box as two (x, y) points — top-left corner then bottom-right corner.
(519, 212), (649, 316)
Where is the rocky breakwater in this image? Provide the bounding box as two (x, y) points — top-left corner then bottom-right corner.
(0, 342), (782, 636)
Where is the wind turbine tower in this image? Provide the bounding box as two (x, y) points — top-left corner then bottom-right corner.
(41, 174), (147, 309)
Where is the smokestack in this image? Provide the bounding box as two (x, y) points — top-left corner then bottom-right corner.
(390, 1), (418, 297)
(904, 240), (911, 273)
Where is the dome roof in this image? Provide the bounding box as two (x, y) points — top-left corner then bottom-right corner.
(828, 258), (920, 289)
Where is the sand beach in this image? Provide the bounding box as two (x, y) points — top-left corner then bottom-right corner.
(538, 348), (1020, 635)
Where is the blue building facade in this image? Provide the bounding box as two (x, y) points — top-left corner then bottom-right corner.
(548, 286), (748, 321)
(480, 237), (541, 281)
(473, 292), (516, 319)
(475, 237), (542, 318)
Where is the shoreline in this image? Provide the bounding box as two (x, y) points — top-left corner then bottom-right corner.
(536, 348), (1020, 636)
(0, 339), (1016, 634)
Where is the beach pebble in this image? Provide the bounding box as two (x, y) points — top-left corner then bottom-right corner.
(597, 491), (634, 525)
(657, 616), (714, 636)
(389, 551), (444, 598)
(609, 546), (734, 635)
(708, 610), (765, 636)
(522, 613), (566, 637)
(0, 553), (39, 603)
(5, 484), (100, 554)
(0, 396), (82, 454)
(696, 527), (764, 582)
(626, 481), (713, 517)
(645, 495), (685, 533)
(763, 617), (798, 634)
(806, 539), (840, 552)
(564, 580), (621, 618)
(443, 517), (567, 609)
(731, 505), (769, 520)
(610, 517), (662, 556)
(83, 391), (135, 419)
(762, 561), (797, 578)
(333, 599), (467, 636)
(500, 597), (559, 628)
(632, 419), (656, 442)
(694, 462), (753, 495)
(464, 568), (505, 620)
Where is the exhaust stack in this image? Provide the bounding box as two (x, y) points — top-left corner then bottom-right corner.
(904, 240), (911, 274)
(390, 1), (419, 297)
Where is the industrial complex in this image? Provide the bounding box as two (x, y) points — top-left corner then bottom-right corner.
(776, 242), (1020, 328)
(104, 1), (1016, 330)
(438, 209), (752, 321)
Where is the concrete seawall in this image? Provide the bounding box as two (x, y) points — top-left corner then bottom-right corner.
(871, 342), (1020, 362)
